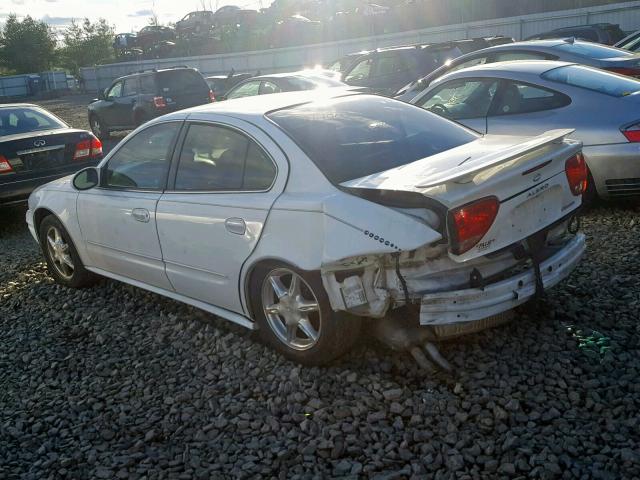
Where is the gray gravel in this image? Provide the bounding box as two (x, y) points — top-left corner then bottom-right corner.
(1, 202), (639, 479)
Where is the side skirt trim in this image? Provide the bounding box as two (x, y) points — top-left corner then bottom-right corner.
(87, 266), (257, 330)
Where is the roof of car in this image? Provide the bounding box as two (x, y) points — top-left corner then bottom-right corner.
(0, 103), (39, 109)
(449, 59), (576, 76)
(166, 88), (362, 120)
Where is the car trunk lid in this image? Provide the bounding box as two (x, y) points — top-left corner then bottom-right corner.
(0, 129), (98, 181)
(341, 129), (583, 262)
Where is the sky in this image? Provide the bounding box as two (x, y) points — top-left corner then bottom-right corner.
(0, 0), (265, 35)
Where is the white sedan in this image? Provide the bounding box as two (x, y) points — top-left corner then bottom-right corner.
(27, 91), (587, 365)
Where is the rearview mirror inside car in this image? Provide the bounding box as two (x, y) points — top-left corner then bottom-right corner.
(73, 167), (99, 191)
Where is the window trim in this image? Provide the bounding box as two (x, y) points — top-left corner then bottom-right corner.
(165, 120), (278, 194)
(98, 120), (184, 193)
(418, 77), (501, 120)
(488, 78), (572, 117)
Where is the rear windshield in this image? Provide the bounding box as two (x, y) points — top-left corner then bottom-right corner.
(0, 107), (65, 136)
(157, 70), (208, 93)
(268, 95), (477, 184)
(542, 64), (640, 97)
(554, 42), (634, 59)
(287, 75), (345, 89)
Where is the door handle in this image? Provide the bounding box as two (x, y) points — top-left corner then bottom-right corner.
(225, 217), (246, 235)
(131, 208), (150, 223)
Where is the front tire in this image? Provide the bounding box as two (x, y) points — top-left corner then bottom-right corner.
(250, 263), (361, 365)
(39, 215), (98, 288)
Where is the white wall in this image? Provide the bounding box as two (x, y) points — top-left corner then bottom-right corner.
(81, 1), (640, 92)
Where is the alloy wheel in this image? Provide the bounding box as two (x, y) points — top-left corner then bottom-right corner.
(261, 268), (322, 351)
(46, 226), (74, 280)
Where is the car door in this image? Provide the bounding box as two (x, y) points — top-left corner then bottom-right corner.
(77, 121), (182, 290)
(486, 80), (572, 137)
(155, 118), (287, 314)
(413, 78), (500, 133)
(101, 81), (123, 125)
(369, 52), (418, 94)
(113, 77), (139, 127)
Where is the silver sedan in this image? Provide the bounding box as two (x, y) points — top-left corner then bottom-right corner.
(410, 60), (640, 199)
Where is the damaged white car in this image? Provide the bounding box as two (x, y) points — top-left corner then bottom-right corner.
(27, 91), (587, 366)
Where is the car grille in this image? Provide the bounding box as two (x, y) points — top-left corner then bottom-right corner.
(605, 178), (640, 197)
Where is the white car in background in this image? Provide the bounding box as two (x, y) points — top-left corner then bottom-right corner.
(27, 91), (587, 365)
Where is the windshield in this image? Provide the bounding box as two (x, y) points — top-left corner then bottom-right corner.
(542, 64), (640, 97)
(0, 107), (65, 136)
(268, 95), (477, 184)
(554, 42), (634, 59)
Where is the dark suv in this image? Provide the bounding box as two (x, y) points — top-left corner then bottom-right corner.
(340, 36), (513, 95)
(88, 67), (214, 139)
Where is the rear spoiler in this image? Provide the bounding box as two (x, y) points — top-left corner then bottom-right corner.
(416, 129), (575, 189)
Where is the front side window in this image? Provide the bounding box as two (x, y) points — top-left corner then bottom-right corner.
(104, 122), (180, 190)
(175, 123), (275, 191)
(107, 82), (123, 99)
(344, 58), (372, 82)
(417, 79), (498, 120)
(268, 95), (477, 184)
(227, 81), (261, 99)
(542, 64), (640, 97)
(491, 81), (570, 115)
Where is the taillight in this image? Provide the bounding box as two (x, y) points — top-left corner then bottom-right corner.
(153, 96), (167, 108)
(74, 136), (103, 160)
(208, 90), (215, 102)
(621, 122), (640, 142)
(448, 196), (500, 255)
(565, 152), (588, 196)
(0, 154), (14, 174)
(604, 67), (640, 77)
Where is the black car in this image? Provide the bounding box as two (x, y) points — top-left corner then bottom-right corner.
(526, 23), (626, 45)
(340, 36), (513, 96)
(206, 73), (254, 98)
(222, 71), (346, 100)
(176, 11), (215, 36)
(1, 104), (102, 205)
(88, 67), (214, 139)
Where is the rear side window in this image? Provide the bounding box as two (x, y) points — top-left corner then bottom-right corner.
(139, 75), (156, 94)
(157, 70), (208, 94)
(227, 81), (261, 99)
(122, 78), (138, 96)
(554, 42), (633, 59)
(492, 81), (570, 115)
(175, 124), (275, 191)
(542, 64), (640, 97)
(268, 95), (477, 184)
(493, 51), (552, 61)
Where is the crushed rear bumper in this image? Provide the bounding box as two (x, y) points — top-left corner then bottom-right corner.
(419, 233), (585, 325)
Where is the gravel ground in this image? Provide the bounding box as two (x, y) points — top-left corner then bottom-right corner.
(1, 97), (639, 479)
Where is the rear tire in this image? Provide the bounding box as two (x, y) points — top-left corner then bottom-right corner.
(90, 114), (110, 140)
(39, 215), (98, 288)
(250, 262), (361, 366)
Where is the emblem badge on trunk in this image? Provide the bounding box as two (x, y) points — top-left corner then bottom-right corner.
(533, 173), (542, 182)
(34, 139), (46, 147)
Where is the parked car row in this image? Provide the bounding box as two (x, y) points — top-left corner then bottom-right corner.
(4, 26), (640, 367)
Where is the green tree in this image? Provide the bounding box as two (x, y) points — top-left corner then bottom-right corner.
(59, 18), (115, 75)
(0, 14), (57, 74)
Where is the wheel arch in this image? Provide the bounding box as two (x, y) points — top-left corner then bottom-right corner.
(33, 207), (57, 241)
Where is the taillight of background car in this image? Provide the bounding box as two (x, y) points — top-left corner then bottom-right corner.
(153, 96), (167, 108)
(564, 152), (588, 196)
(0, 154), (14, 174)
(447, 196), (500, 255)
(621, 122), (640, 142)
(73, 136), (103, 161)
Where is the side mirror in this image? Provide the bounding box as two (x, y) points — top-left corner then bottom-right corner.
(101, 89), (109, 100)
(73, 167), (99, 191)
